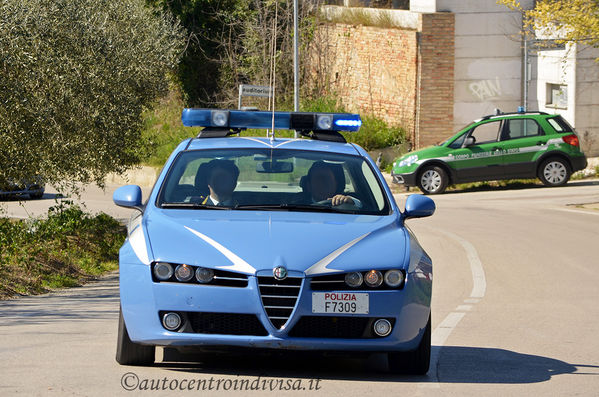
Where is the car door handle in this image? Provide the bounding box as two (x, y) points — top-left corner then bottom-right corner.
(492, 147), (502, 151)
(536, 141), (546, 146)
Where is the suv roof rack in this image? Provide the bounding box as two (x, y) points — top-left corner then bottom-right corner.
(481, 110), (549, 121)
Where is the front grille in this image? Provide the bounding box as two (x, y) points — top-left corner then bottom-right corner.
(187, 312), (268, 336)
(288, 316), (395, 338)
(210, 269), (249, 287)
(258, 276), (302, 329)
(310, 274), (348, 291)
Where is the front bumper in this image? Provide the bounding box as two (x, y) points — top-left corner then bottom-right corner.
(119, 262), (431, 353)
(391, 171), (417, 187)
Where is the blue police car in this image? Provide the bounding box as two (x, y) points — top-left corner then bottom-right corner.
(113, 109), (435, 374)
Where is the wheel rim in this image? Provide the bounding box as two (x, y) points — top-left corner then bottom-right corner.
(421, 170), (441, 192)
(543, 161), (567, 184)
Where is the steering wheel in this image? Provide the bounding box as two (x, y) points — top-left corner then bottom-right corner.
(315, 199), (332, 206)
(315, 198), (357, 211)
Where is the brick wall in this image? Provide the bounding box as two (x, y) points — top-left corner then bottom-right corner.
(416, 13), (455, 148)
(309, 23), (418, 136)
(310, 12), (455, 149)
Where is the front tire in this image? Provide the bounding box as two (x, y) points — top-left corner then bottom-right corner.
(418, 166), (448, 195)
(539, 158), (571, 187)
(388, 314), (431, 375)
(116, 307), (155, 366)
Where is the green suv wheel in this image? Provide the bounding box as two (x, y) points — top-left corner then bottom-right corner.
(418, 166), (448, 195)
(539, 158), (571, 187)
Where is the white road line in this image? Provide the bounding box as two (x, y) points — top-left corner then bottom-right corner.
(455, 305), (473, 312)
(432, 312), (466, 346)
(423, 230), (486, 386)
(464, 298), (480, 304)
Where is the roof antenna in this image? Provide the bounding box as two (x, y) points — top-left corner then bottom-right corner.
(267, 1), (279, 143)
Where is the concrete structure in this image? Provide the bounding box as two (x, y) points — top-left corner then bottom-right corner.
(537, 44), (599, 155)
(315, 0), (599, 155)
(410, 0), (536, 139)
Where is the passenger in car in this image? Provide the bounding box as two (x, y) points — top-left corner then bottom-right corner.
(199, 159), (239, 206)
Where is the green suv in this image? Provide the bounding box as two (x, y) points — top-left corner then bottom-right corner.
(391, 111), (588, 194)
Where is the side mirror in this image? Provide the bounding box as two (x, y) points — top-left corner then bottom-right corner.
(404, 194), (435, 219)
(464, 136), (475, 147)
(113, 185), (143, 210)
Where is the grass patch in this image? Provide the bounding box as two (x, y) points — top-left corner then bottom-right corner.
(322, 7), (412, 29)
(0, 202), (125, 300)
(571, 165), (599, 180)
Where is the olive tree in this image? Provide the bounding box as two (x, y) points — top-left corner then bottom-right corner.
(0, 0), (184, 188)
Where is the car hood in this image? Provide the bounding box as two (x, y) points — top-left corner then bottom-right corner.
(405, 145), (450, 160)
(141, 209), (408, 275)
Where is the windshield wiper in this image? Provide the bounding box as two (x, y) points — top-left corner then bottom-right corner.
(160, 203), (229, 210)
(234, 203), (358, 214)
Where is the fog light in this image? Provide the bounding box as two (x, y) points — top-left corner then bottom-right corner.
(384, 269), (404, 288)
(373, 319), (392, 337)
(364, 270), (383, 287)
(153, 262), (173, 281)
(162, 312), (182, 331)
(175, 264), (194, 282)
(345, 272), (363, 288)
(195, 267), (215, 283)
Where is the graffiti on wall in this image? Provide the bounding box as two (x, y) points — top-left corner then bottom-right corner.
(469, 77), (502, 101)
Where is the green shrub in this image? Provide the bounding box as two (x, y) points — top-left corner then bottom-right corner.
(0, 202), (125, 299)
(303, 96), (407, 151)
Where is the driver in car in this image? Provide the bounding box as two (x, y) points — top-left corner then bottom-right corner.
(200, 159), (239, 206)
(302, 161), (361, 208)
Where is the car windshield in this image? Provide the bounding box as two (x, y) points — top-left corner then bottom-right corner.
(438, 123), (474, 146)
(157, 148), (390, 215)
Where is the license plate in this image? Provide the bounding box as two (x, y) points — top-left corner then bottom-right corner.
(312, 292), (369, 314)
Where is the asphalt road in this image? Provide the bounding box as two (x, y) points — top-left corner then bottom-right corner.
(1, 181), (598, 396)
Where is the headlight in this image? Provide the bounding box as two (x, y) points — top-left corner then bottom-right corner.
(153, 262), (173, 281)
(364, 270), (383, 287)
(384, 269), (404, 288)
(344, 272), (363, 288)
(175, 264), (194, 282)
(398, 154), (418, 167)
(195, 267), (215, 283)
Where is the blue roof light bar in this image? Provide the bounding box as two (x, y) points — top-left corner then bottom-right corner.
(181, 109), (362, 132)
